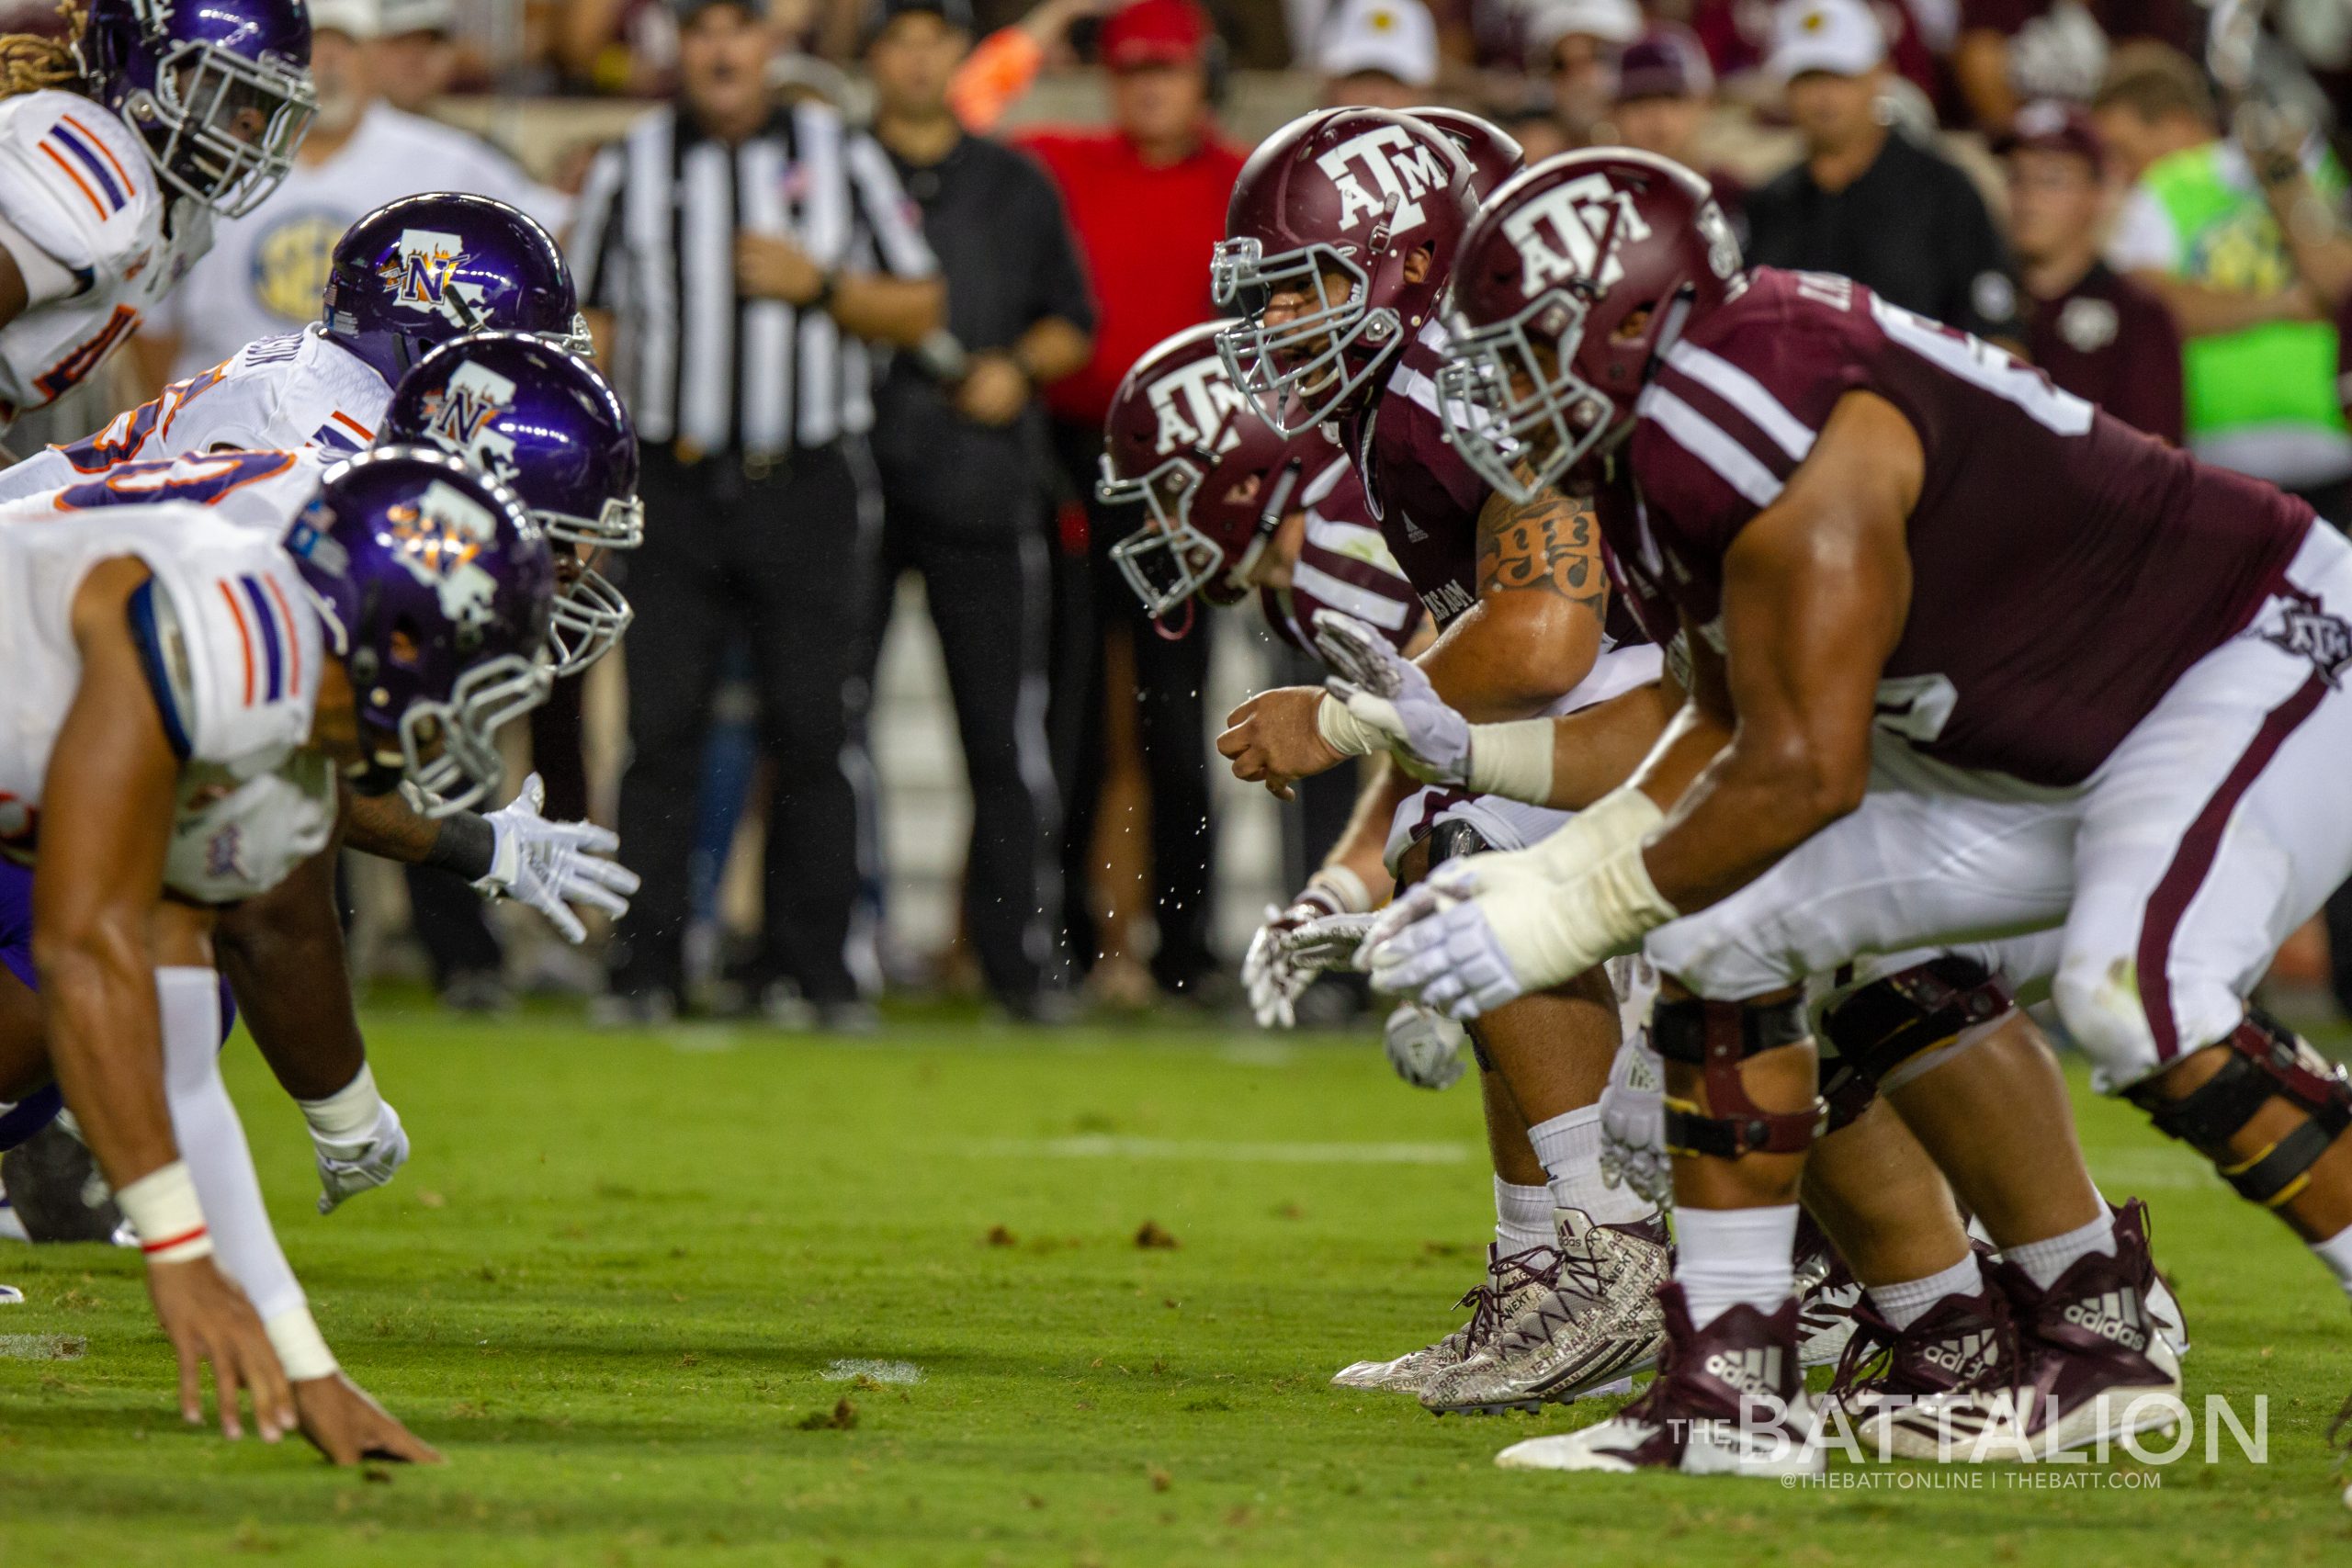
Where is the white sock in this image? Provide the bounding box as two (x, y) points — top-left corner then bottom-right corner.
(297, 1061), (385, 1146)
(2005, 1210), (2117, 1292)
(2310, 1224), (2352, 1303)
(1675, 1204), (1799, 1328)
(1869, 1251), (1984, 1332)
(1527, 1106), (1656, 1226)
(157, 967), (334, 1379)
(1493, 1177), (1553, 1258)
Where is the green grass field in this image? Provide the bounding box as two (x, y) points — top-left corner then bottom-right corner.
(1, 999), (2348, 1565)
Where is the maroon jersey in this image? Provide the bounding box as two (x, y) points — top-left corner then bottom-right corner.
(1259, 454), (1425, 658)
(1345, 320), (1649, 654)
(2024, 264), (2183, 446)
(1617, 267), (2312, 786)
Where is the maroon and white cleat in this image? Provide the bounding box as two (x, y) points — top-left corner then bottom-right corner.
(1495, 1284), (1822, 1476)
(1863, 1201), (2181, 1461)
(1816, 1273), (2012, 1429)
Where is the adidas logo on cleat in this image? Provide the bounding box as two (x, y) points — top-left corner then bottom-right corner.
(1703, 1347), (1784, 1404)
(1920, 1329), (2000, 1379)
(2062, 1290), (2148, 1353)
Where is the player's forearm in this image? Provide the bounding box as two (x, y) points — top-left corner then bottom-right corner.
(33, 924), (177, 1190)
(1636, 702), (1862, 913)
(215, 848), (367, 1103)
(1416, 601), (1600, 722)
(342, 789), (494, 877)
(830, 274), (945, 349)
(1323, 755), (1408, 902)
(1534, 681), (1681, 810)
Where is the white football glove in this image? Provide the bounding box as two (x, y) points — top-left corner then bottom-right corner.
(1384, 1001), (1467, 1090)
(311, 1100), (409, 1215)
(1311, 610), (1472, 785)
(1242, 881), (1372, 1028)
(1598, 1031), (1671, 1208)
(1359, 788), (1676, 1021)
(475, 773), (642, 945)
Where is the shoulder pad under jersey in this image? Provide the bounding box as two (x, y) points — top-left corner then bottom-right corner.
(134, 507), (323, 771)
(166, 753), (336, 904)
(0, 92), (160, 285)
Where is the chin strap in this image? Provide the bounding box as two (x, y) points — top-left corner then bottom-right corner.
(1151, 597), (1196, 642)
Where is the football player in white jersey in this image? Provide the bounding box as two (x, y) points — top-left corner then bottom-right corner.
(0, 189), (589, 494)
(0, 1), (311, 427)
(0, 447), (549, 1458)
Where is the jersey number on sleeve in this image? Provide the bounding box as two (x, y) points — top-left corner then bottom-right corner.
(51, 450), (295, 512)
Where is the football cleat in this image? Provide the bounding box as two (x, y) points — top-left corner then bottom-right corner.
(1495, 1285), (1821, 1476)
(1332, 1240), (1564, 1395)
(0, 1122), (124, 1243)
(312, 1100), (411, 1214)
(1860, 1201), (2181, 1461)
(1419, 1209), (1668, 1415)
(1793, 1216), (1863, 1370)
(1817, 1279), (2013, 1428)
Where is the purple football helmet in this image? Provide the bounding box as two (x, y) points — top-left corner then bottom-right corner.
(286, 446), (556, 817)
(78, 0), (316, 219)
(381, 332), (642, 676)
(322, 193), (590, 384)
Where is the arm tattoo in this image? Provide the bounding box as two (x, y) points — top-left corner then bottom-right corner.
(1477, 490), (1609, 622)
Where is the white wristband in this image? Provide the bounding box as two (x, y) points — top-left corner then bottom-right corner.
(118, 1160), (213, 1265)
(265, 1305), (339, 1381)
(1306, 864), (1374, 914)
(1464, 718), (1558, 804)
(1314, 693), (1382, 758)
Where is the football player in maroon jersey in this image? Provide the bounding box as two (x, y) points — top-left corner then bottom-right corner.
(1208, 107), (1678, 1415)
(1363, 148), (2352, 1472)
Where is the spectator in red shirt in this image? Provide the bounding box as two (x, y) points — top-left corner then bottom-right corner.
(2001, 99), (2185, 444)
(1017, 0), (1248, 1004)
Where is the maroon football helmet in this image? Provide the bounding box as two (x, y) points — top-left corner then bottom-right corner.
(1437, 149), (1742, 502)
(1406, 107), (1526, 200)
(1213, 107), (1477, 435)
(1099, 322), (1327, 619)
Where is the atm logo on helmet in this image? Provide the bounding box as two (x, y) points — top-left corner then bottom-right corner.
(1148, 357), (1250, 459)
(1318, 125), (1456, 235)
(1502, 174), (1654, 295)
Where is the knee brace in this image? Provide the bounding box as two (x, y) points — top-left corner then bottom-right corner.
(2123, 1010), (2352, 1209)
(1425, 821), (1499, 1072)
(1822, 955), (2013, 1094)
(1652, 994), (1826, 1159)
(1816, 1049), (1881, 1134)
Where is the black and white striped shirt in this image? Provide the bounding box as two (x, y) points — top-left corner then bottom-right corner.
(570, 100), (936, 459)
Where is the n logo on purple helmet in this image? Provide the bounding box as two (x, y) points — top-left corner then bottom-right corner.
(387, 480), (503, 631)
(378, 228), (477, 324)
(419, 362), (522, 480)
(1317, 125), (1456, 235)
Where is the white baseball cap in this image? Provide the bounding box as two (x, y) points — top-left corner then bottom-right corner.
(1770, 0), (1888, 79)
(379, 0), (457, 34)
(309, 0), (383, 39)
(1524, 0), (1644, 54)
(1317, 0), (1440, 88)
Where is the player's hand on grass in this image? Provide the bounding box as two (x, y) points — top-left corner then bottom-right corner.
(291, 1371), (444, 1466)
(477, 773), (642, 944)
(147, 1255), (294, 1444)
(311, 1099), (409, 1215)
(1311, 611), (1471, 785)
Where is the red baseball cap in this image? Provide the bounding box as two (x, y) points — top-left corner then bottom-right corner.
(1102, 0), (1213, 70)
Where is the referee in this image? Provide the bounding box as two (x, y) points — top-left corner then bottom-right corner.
(572, 0), (944, 1029)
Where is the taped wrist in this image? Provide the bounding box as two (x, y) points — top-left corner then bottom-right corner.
(119, 1159), (212, 1264)
(1463, 718), (1555, 803)
(2125, 1011), (2352, 1209)
(424, 811), (497, 881)
(298, 1062), (385, 1145)
(1652, 995), (1826, 1159)
(1314, 693), (1382, 758)
(1305, 864), (1374, 915)
(265, 1304), (339, 1381)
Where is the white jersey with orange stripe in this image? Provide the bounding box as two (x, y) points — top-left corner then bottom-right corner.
(0, 445), (329, 534)
(0, 325), (385, 504)
(0, 91), (211, 422)
(0, 502), (334, 904)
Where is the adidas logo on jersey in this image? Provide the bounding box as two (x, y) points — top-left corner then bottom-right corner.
(1702, 1347), (1785, 1405)
(2061, 1289), (2148, 1354)
(1501, 173), (1654, 295)
(1317, 125), (1455, 235)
